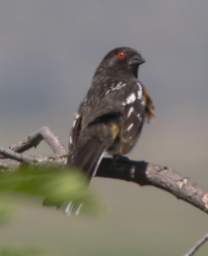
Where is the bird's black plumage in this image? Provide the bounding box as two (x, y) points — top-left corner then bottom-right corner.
(66, 47), (155, 214)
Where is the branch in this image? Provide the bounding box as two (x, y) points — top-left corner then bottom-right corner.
(0, 149), (66, 165)
(184, 233), (208, 256)
(0, 127), (66, 159)
(1, 150), (208, 215)
(0, 148), (38, 164)
(0, 128), (208, 216)
(97, 157), (208, 214)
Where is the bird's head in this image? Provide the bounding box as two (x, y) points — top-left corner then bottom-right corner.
(94, 47), (145, 78)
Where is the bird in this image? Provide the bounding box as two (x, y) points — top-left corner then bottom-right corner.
(66, 47), (155, 214)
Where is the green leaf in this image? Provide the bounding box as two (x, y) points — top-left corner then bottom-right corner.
(0, 164), (96, 212)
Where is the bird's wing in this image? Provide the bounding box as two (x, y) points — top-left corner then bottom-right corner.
(68, 95), (123, 174)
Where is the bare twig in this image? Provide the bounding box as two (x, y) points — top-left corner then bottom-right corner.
(184, 233), (208, 256)
(0, 148), (38, 163)
(0, 126), (66, 159)
(0, 150), (67, 165)
(36, 127), (66, 155)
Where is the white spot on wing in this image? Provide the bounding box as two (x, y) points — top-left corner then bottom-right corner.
(137, 90), (142, 100)
(113, 82), (126, 90)
(72, 113), (80, 128)
(126, 93), (136, 104)
(127, 107), (134, 117)
(72, 119), (77, 128)
(137, 81), (142, 91)
(137, 82), (143, 99)
(141, 99), (145, 106)
(137, 113), (142, 121)
(127, 123), (134, 131)
(105, 82), (126, 95)
(105, 89), (111, 95)
(69, 136), (72, 144)
(75, 113), (80, 119)
(115, 81), (122, 88)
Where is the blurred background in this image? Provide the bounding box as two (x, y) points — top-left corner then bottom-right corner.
(0, 0), (208, 255)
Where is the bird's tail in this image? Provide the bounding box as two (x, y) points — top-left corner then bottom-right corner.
(65, 137), (108, 215)
(70, 137), (106, 179)
(66, 121), (120, 215)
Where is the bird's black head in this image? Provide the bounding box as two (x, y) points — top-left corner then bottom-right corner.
(94, 47), (145, 78)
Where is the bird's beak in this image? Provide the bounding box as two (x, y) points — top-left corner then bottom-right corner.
(129, 56), (146, 66)
(139, 56), (146, 65)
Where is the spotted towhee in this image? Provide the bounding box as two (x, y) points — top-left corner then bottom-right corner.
(67, 47), (155, 214)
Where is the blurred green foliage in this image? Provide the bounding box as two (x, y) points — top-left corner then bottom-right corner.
(0, 164), (88, 201)
(0, 164), (97, 254)
(0, 164), (95, 224)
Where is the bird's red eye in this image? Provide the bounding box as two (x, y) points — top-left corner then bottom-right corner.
(117, 51), (126, 61)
